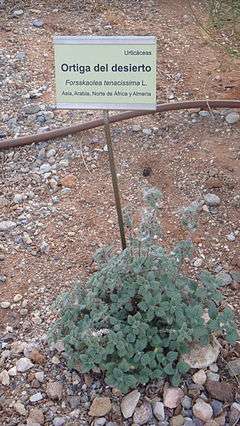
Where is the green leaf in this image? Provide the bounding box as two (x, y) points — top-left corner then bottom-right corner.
(164, 364), (175, 376)
(166, 351), (178, 362)
(177, 361), (190, 374)
(171, 371), (181, 386)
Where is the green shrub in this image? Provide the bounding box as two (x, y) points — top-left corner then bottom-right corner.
(50, 188), (237, 393)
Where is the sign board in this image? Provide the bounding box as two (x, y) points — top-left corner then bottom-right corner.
(54, 36), (156, 110)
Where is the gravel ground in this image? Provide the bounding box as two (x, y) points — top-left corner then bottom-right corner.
(0, 1), (240, 425)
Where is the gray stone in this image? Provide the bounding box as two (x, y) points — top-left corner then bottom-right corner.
(47, 148), (56, 158)
(209, 363), (218, 372)
(35, 372), (44, 383)
(39, 163), (51, 174)
(183, 419), (194, 426)
(68, 396), (81, 410)
(211, 400), (223, 417)
(16, 52), (26, 60)
(181, 395), (192, 410)
(0, 220), (17, 231)
(23, 105), (41, 115)
(0, 130), (7, 138)
(0, 369), (10, 385)
(0, 274), (6, 284)
(94, 419), (106, 426)
(153, 401), (165, 421)
(229, 402), (240, 425)
(53, 418), (66, 426)
(199, 110), (210, 117)
(142, 128), (152, 136)
(13, 193), (25, 204)
(32, 19), (44, 28)
(58, 159), (69, 169)
(204, 193), (221, 207)
(232, 194), (240, 208)
(121, 389), (140, 419)
(133, 402), (152, 425)
(16, 357), (33, 372)
(46, 381), (63, 400)
(216, 271), (233, 287)
(0, 196), (8, 206)
(132, 124), (141, 132)
(225, 112), (240, 124)
(206, 371), (220, 381)
(12, 9), (24, 17)
(227, 232), (236, 241)
(227, 359), (240, 377)
(231, 271), (240, 283)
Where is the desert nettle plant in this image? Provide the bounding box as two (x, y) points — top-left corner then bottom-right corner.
(49, 188), (237, 393)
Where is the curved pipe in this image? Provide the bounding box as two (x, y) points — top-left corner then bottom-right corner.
(1, 99), (240, 150)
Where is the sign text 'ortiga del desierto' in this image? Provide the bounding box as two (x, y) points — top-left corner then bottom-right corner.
(54, 36), (156, 110)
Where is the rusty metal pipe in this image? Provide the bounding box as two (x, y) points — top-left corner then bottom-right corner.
(1, 99), (240, 151)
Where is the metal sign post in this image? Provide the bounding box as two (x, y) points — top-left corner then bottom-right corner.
(103, 110), (126, 250)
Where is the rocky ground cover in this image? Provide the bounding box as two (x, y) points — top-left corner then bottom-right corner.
(0, 0), (240, 425)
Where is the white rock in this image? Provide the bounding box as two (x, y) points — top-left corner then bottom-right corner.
(35, 371), (45, 382)
(121, 389), (141, 419)
(0, 301), (10, 309)
(16, 357), (33, 372)
(94, 418), (106, 426)
(227, 232), (236, 241)
(181, 339), (220, 368)
(58, 159), (69, 169)
(192, 369), (207, 385)
(193, 398), (213, 422)
(142, 128), (152, 136)
(11, 341), (26, 354)
(0, 369), (10, 385)
(53, 340), (65, 353)
(12, 9), (24, 17)
(204, 193), (221, 207)
(13, 294), (23, 303)
(14, 401), (27, 415)
(209, 363), (218, 372)
(8, 366), (17, 376)
(39, 163), (51, 174)
(193, 258), (203, 267)
(51, 355), (60, 364)
(46, 148), (56, 157)
(0, 220), (17, 231)
(30, 392), (43, 402)
(132, 124), (141, 132)
(13, 193), (25, 204)
(53, 417), (66, 426)
(207, 371), (220, 381)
